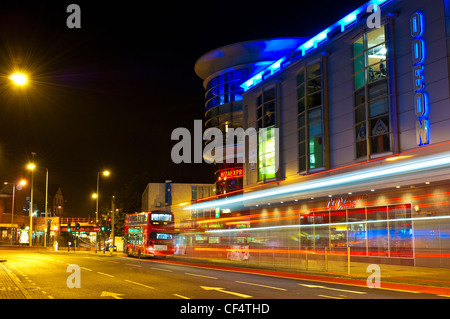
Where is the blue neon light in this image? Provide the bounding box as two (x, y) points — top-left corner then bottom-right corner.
(240, 0), (392, 92)
(410, 11), (429, 146)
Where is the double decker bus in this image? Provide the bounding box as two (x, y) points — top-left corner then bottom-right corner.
(124, 211), (175, 258)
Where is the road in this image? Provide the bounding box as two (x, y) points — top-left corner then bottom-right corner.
(1, 250), (446, 301)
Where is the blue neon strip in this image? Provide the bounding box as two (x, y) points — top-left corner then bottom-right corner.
(241, 0), (393, 92)
(185, 151), (450, 211)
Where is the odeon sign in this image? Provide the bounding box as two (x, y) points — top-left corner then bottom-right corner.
(410, 12), (429, 146)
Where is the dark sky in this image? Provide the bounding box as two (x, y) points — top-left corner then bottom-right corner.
(0, 0), (365, 217)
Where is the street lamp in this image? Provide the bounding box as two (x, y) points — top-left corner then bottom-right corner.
(94, 170), (110, 253)
(27, 163), (35, 246)
(9, 73), (28, 86)
(26, 163), (49, 246)
(95, 170), (110, 223)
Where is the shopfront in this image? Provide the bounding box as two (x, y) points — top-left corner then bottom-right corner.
(238, 182), (450, 267)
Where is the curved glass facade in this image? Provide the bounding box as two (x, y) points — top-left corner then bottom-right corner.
(205, 71), (244, 111)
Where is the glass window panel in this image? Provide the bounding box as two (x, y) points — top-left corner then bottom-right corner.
(314, 211), (329, 249)
(355, 122), (366, 141)
(355, 88), (365, 106)
(367, 206), (388, 256)
(370, 116), (389, 136)
(347, 208), (366, 255)
(330, 210), (347, 250)
(298, 141), (306, 157)
(354, 70), (365, 90)
(298, 114), (305, 128)
(367, 26), (385, 50)
(370, 134), (390, 154)
(353, 36), (364, 57)
(388, 204), (413, 257)
(307, 78), (321, 94)
(300, 213), (314, 249)
(297, 84), (305, 100)
(257, 106), (262, 119)
(297, 72), (305, 85)
(307, 91), (322, 108)
(298, 127), (305, 142)
(257, 95), (262, 106)
(356, 140), (367, 158)
(298, 98), (305, 114)
(355, 105), (366, 124)
(299, 155), (306, 172)
(368, 80), (388, 101)
(367, 61), (387, 83)
(307, 63), (321, 80)
(264, 88), (275, 101)
(369, 98), (389, 118)
(309, 137), (323, 168)
(308, 108), (322, 137)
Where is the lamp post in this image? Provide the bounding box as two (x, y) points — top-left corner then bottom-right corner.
(27, 163), (35, 246)
(94, 170), (110, 253)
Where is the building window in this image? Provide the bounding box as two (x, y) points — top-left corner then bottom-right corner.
(256, 88), (277, 181)
(297, 61), (324, 173)
(353, 25), (391, 158)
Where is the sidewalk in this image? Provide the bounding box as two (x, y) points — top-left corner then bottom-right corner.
(0, 261), (31, 299)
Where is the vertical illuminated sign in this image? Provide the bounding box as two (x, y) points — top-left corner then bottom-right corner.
(410, 12), (429, 146)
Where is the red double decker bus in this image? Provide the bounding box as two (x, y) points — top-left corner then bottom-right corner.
(124, 211), (175, 258)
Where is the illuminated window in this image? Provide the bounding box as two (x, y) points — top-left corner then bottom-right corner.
(352, 25), (391, 158)
(256, 88), (277, 181)
(297, 61), (325, 172)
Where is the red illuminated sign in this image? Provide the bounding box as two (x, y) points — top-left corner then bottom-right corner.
(218, 168), (243, 180)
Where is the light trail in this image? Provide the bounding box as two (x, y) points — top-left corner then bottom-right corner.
(185, 151), (450, 211)
(204, 214), (450, 234)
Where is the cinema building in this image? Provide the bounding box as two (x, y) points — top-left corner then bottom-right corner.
(192, 0), (450, 268)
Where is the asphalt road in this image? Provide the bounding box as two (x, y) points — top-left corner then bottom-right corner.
(1, 250), (446, 301)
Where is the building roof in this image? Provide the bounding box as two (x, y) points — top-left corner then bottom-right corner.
(194, 37), (308, 82)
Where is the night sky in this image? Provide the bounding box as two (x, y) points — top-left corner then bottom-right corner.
(0, 0), (365, 217)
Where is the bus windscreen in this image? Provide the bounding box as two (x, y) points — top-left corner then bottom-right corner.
(151, 213), (173, 222)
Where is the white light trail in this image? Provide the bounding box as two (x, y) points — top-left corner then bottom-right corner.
(185, 151), (450, 211)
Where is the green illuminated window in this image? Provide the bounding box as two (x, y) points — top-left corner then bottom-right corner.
(256, 88), (277, 181)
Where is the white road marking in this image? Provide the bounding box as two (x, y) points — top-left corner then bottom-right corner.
(97, 272), (114, 277)
(185, 273), (218, 279)
(173, 294), (190, 299)
(151, 267), (172, 272)
(236, 281), (287, 291)
(125, 280), (155, 289)
(318, 294), (344, 299)
(299, 283), (367, 294)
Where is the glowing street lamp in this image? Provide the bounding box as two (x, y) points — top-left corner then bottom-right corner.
(95, 170), (111, 223)
(10, 73), (28, 86)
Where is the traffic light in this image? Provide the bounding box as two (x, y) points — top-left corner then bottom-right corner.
(67, 227), (71, 233)
(75, 223), (80, 231)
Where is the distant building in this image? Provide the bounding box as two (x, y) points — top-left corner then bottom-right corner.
(141, 181), (215, 229)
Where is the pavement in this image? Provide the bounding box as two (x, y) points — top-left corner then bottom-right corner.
(2, 246), (450, 298)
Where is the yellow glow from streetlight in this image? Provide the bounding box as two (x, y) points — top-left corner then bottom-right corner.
(19, 180), (27, 186)
(27, 163), (36, 170)
(10, 73), (28, 86)
(92, 193), (98, 199)
(103, 170), (110, 177)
